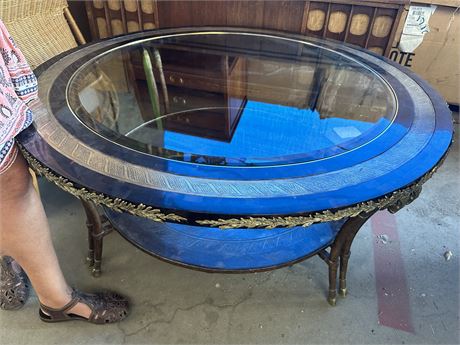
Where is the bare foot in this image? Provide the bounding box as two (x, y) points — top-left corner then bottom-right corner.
(39, 288), (91, 319)
(66, 301), (92, 319)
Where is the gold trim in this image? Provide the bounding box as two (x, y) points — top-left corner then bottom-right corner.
(20, 146), (186, 223)
(195, 183), (423, 229)
(20, 143), (448, 229)
(196, 151), (448, 229)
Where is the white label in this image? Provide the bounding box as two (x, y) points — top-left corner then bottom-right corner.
(399, 5), (437, 53)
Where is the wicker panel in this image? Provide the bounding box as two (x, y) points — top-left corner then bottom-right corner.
(0, 0), (78, 69)
(1, 0), (67, 19)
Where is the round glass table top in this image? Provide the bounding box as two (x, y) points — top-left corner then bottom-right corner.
(19, 28), (452, 220)
(67, 32), (396, 166)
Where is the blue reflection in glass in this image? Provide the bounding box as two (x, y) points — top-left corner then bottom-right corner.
(163, 101), (374, 165)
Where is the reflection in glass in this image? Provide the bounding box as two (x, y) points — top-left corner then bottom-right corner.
(68, 33), (396, 166)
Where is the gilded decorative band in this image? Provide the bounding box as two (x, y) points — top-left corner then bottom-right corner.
(19, 143), (448, 229)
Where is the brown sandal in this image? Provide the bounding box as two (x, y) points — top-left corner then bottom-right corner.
(0, 256), (30, 310)
(39, 289), (129, 324)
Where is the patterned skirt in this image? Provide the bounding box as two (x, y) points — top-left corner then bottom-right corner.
(0, 19), (37, 174)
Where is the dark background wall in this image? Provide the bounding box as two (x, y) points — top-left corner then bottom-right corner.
(68, 0), (92, 41)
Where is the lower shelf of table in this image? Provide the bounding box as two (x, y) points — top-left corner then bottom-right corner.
(103, 208), (344, 271)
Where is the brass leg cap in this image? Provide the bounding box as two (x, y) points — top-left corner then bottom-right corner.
(339, 288), (347, 297)
(328, 297), (337, 306)
(91, 268), (101, 278)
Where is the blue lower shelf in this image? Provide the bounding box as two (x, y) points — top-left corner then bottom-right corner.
(104, 208), (344, 271)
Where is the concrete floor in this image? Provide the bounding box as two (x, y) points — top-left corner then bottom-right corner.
(1, 123), (458, 345)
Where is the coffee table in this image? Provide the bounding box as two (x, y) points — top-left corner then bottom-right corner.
(18, 28), (453, 305)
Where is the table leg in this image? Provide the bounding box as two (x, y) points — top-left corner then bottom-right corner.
(318, 248), (339, 306)
(338, 211), (376, 297)
(328, 256), (339, 306)
(80, 200), (104, 277)
(338, 251), (351, 297)
(320, 210), (377, 306)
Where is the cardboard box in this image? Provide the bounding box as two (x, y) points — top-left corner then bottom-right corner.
(389, 1), (460, 105)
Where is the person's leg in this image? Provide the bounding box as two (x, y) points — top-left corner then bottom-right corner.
(0, 148), (91, 318)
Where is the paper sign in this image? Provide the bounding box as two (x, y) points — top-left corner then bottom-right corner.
(399, 5), (437, 53)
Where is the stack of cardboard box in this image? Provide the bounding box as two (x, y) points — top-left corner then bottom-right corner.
(390, 0), (459, 106)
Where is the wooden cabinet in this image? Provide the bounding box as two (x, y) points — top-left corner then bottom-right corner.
(85, 0), (408, 57)
(83, 0), (408, 134)
(128, 44), (247, 141)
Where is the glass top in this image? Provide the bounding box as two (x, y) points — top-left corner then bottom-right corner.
(67, 32), (396, 167)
